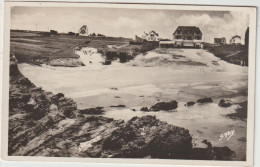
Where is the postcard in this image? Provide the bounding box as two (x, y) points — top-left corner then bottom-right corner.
(1, 2), (257, 166)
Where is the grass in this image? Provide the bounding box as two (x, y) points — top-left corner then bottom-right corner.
(10, 30), (130, 64)
(11, 30), (160, 65)
(203, 43), (248, 66)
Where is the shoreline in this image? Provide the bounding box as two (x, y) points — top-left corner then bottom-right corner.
(8, 57), (238, 160)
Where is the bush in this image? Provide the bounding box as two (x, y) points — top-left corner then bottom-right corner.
(140, 41), (159, 53)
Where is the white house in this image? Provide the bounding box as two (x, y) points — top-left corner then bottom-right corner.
(142, 31), (159, 41)
(229, 35), (241, 45)
(78, 25), (88, 36)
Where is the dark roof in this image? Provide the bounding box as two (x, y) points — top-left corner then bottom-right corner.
(149, 30), (159, 36)
(231, 35), (241, 39)
(214, 37), (226, 40)
(173, 26), (202, 35)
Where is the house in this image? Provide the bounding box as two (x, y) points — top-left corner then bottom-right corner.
(142, 31), (159, 41)
(229, 35), (241, 45)
(78, 25), (88, 36)
(68, 32), (76, 36)
(50, 30), (58, 35)
(214, 37), (226, 45)
(172, 26), (203, 47)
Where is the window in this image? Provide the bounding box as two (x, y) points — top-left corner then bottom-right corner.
(175, 35), (181, 39)
(184, 36), (192, 40)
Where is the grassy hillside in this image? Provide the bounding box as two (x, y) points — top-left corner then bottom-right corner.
(203, 43), (248, 66)
(10, 30), (130, 64)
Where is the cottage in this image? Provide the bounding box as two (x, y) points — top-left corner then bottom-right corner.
(78, 25), (88, 36)
(214, 37), (226, 45)
(229, 35), (241, 45)
(172, 26), (202, 47)
(142, 31), (159, 41)
(50, 30), (58, 35)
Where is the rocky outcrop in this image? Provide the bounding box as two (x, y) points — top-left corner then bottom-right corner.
(150, 100), (178, 111)
(197, 97), (213, 104)
(227, 101), (247, 121)
(46, 58), (85, 67)
(79, 107), (105, 115)
(191, 140), (234, 160)
(140, 107), (149, 112)
(218, 99), (232, 108)
(83, 116), (193, 159)
(185, 101), (195, 107)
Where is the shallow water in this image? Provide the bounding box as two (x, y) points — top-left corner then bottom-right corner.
(18, 48), (248, 160)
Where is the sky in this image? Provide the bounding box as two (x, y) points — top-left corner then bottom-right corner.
(11, 7), (249, 43)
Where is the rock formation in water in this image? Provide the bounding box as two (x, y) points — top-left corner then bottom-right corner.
(149, 100), (178, 111)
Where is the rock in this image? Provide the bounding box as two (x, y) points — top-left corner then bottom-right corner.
(51, 93), (77, 118)
(79, 107), (104, 115)
(211, 146), (234, 160)
(19, 93), (31, 103)
(49, 104), (58, 111)
(140, 107), (149, 112)
(31, 87), (42, 92)
(110, 105), (126, 108)
(218, 99), (232, 107)
(192, 139), (208, 149)
(150, 100), (178, 111)
(131, 109), (136, 111)
(51, 93), (65, 104)
(191, 140), (234, 160)
(197, 97), (213, 104)
(24, 98), (37, 111)
(227, 101), (247, 121)
(185, 101), (195, 107)
(18, 77), (33, 86)
(102, 60), (111, 65)
(85, 115), (192, 158)
(10, 61), (20, 76)
(46, 58), (85, 67)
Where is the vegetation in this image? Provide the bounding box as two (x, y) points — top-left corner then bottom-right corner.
(10, 30), (130, 65)
(203, 43), (248, 66)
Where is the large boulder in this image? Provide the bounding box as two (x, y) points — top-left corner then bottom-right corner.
(84, 115), (192, 159)
(79, 107), (104, 115)
(185, 101), (195, 107)
(150, 100), (178, 111)
(51, 93), (77, 118)
(197, 97), (213, 104)
(218, 99), (232, 107)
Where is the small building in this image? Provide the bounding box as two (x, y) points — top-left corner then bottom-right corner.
(172, 26), (203, 47)
(229, 35), (241, 45)
(50, 30), (58, 35)
(214, 37), (226, 45)
(78, 25), (88, 36)
(142, 31), (159, 41)
(68, 32), (76, 36)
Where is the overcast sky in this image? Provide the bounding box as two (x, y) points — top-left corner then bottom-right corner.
(11, 7), (249, 43)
